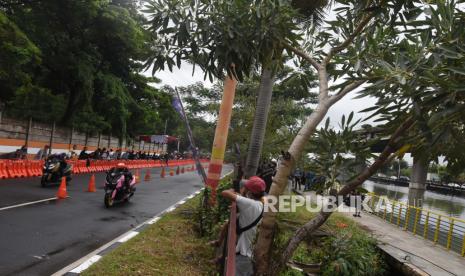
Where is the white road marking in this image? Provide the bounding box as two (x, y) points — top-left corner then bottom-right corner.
(117, 231), (139, 243)
(147, 217), (161, 225)
(69, 255), (102, 273)
(165, 206), (176, 213)
(0, 197), (60, 211)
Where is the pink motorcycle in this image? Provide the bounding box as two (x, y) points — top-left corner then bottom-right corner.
(104, 164), (136, 208)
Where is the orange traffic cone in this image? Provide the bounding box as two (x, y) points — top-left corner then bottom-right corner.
(87, 174), (96, 192)
(181, 167), (185, 174)
(144, 169), (151, 181)
(135, 169), (140, 183)
(161, 167), (165, 178)
(191, 164), (195, 171)
(176, 166), (180, 175)
(56, 177), (68, 199)
(169, 168), (174, 176)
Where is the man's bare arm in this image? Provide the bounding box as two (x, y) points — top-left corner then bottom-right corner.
(221, 189), (237, 201)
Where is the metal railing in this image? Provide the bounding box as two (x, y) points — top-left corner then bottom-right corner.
(223, 201), (237, 276)
(367, 194), (465, 256)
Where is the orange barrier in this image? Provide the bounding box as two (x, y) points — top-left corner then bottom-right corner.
(0, 159), (209, 180)
(0, 161), (8, 179)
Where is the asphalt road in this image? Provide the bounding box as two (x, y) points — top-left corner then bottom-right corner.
(0, 164), (232, 276)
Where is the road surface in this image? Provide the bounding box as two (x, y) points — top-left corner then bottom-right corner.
(0, 164), (232, 276)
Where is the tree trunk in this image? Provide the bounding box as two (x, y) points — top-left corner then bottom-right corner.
(410, 156), (428, 190)
(244, 68), (276, 178)
(61, 90), (77, 124)
(254, 99), (331, 274)
(272, 118), (414, 275)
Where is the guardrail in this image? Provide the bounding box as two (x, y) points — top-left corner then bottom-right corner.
(0, 159), (209, 179)
(368, 194), (465, 256)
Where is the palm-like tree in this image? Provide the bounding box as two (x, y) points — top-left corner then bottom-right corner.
(244, 0), (331, 178)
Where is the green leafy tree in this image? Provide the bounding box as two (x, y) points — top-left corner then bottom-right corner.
(276, 1), (465, 273)
(0, 11), (42, 104)
(1, 0), (176, 140)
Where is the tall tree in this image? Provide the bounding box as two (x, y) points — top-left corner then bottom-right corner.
(1, 0), (175, 139)
(272, 1), (465, 273)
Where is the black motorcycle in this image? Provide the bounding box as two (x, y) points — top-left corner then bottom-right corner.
(41, 156), (73, 187)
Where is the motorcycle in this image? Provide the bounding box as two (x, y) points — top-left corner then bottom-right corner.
(41, 156), (72, 187)
(104, 168), (136, 208)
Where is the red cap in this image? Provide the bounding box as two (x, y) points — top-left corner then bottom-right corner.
(244, 176), (266, 194)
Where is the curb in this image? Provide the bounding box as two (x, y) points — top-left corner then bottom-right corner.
(54, 169), (233, 276)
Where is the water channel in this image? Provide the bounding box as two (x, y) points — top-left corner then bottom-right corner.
(363, 180), (465, 220)
(362, 180), (465, 254)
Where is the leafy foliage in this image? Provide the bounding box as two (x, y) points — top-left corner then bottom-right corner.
(0, 11), (41, 104)
(318, 231), (385, 276)
(145, 0), (301, 80)
(0, 0), (177, 140)
(357, 0), (465, 175)
(306, 113), (375, 191)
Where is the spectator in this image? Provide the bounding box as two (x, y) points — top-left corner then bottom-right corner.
(108, 148), (115, 160)
(293, 168), (302, 190)
(221, 176), (265, 276)
(16, 145), (28, 159)
(304, 171), (315, 191)
(35, 145), (50, 160)
(300, 171), (306, 191)
(68, 144), (78, 160)
(78, 147), (88, 160)
(91, 148), (101, 159)
(121, 150), (128, 160)
(259, 160), (277, 194)
(101, 148), (108, 159)
(128, 150), (135, 160)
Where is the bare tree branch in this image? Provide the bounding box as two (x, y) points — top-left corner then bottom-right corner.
(318, 66), (329, 99)
(328, 80), (366, 105)
(281, 41), (321, 70)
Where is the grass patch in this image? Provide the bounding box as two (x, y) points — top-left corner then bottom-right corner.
(83, 187), (386, 276)
(82, 194), (216, 276)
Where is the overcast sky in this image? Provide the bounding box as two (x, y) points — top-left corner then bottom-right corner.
(150, 62), (378, 129)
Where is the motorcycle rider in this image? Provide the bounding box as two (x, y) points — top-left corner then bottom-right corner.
(110, 163), (134, 192)
(46, 153), (69, 177)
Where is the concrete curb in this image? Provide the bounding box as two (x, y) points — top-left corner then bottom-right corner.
(53, 169), (233, 276)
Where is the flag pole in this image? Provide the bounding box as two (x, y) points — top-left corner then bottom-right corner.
(174, 88), (208, 184)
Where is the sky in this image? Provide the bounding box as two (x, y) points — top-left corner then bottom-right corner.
(150, 62), (378, 129)
(149, 63), (420, 165)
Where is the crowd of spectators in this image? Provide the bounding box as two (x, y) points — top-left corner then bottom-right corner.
(0, 144), (210, 162)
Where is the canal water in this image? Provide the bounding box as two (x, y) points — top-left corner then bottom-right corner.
(363, 180), (465, 254)
(363, 180), (465, 220)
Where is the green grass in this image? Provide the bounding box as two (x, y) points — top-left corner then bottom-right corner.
(82, 195), (216, 276)
(83, 192), (385, 276)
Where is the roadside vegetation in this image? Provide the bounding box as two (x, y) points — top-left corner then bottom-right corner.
(82, 193), (216, 276)
(84, 175), (387, 276)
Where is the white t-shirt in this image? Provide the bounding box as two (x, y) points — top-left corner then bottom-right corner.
(236, 196), (263, 258)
